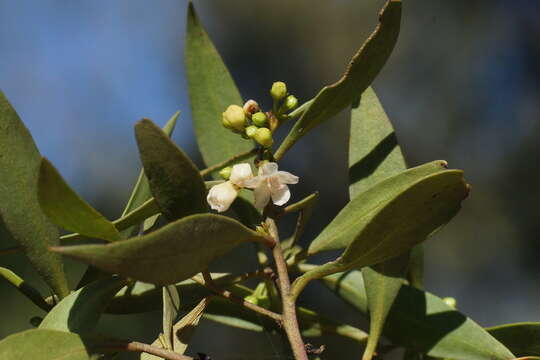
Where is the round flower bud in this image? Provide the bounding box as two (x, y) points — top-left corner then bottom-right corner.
(270, 81), (287, 101)
(442, 297), (457, 308)
(219, 166), (232, 180)
(222, 105), (246, 132)
(243, 99), (260, 118)
(283, 95), (298, 111)
(251, 112), (267, 127)
(254, 127), (273, 148)
(245, 125), (258, 139)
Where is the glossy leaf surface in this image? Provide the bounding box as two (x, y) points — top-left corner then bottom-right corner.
(52, 214), (268, 284)
(185, 3), (253, 172)
(275, 0), (401, 160)
(39, 277), (125, 333)
(309, 161), (451, 254)
(0, 91), (68, 298)
(39, 158), (121, 242)
(135, 119), (207, 221)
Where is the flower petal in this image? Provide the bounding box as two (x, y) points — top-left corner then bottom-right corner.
(206, 181), (238, 212)
(271, 184), (291, 206)
(230, 163), (253, 187)
(253, 184), (271, 210)
(276, 171), (299, 184)
(259, 162), (278, 176)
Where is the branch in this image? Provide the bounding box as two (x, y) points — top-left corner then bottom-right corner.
(0, 246), (22, 257)
(103, 341), (194, 360)
(266, 217), (309, 360)
(192, 271), (282, 323)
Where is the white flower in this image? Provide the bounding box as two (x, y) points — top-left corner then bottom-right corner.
(207, 163), (253, 212)
(244, 162), (299, 210)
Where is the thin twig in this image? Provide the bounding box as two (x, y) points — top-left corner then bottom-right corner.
(102, 341), (194, 360)
(192, 271), (282, 323)
(0, 246), (22, 257)
(199, 148), (258, 178)
(266, 217), (309, 360)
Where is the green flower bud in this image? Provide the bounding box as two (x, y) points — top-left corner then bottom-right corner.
(270, 81), (287, 101)
(219, 166), (232, 180)
(244, 295), (259, 305)
(253, 127), (273, 148)
(222, 105), (246, 132)
(283, 95), (298, 111)
(442, 297), (457, 308)
(251, 112), (267, 127)
(245, 125), (258, 138)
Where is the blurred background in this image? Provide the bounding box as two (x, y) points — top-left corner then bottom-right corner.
(0, 0), (539, 358)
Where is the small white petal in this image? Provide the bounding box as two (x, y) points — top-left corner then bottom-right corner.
(271, 184), (291, 206)
(253, 184), (271, 210)
(230, 163), (253, 187)
(276, 171), (299, 184)
(206, 181), (238, 212)
(260, 162), (278, 176)
(243, 175), (264, 189)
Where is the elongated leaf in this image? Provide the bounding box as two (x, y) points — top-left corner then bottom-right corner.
(275, 0), (401, 160)
(487, 322), (540, 357)
(0, 91), (68, 298)
(173, 297), (211, 354)
(121, 111), (179, 237)
(349, 87), (409, 360)
(361, 256), (409, 360)
(51, 214), (268, 284)
(0, 329), (106, 360)
(310, 266), (515, 360)
(135, 119), (207, 221)
(162, 285), (181, 349)
(39, 277), (125, 333)
(185, 3), (253, 172)
(39, 158), (121, 242)
(309, 161), (450, 254)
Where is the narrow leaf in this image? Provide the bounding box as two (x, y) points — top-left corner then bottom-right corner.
(39, 277), (126, 333)
(172, 297), (211, 354)
(0, 329), (107, 360)
(121, 111), (179, 237)
(349, 86), (409, 360)
(0, 91), (68, 297)
(487, 322), (540, 357)
(309, 266), (515, 360)
(39, 158), (121, 242)
(135, 118), (208, 221)
(275, 0), (402, 160)
(51, 214), (268, 285)
(162, 285), (181, 349)
(309, 161), (451, 254)
(0, 266), (50, 311)
(185, 2), (253, 172)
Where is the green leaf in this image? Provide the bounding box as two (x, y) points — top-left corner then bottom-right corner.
(361, 256), (409, 360)
(172, 297), (210, 354)
(185, 2), (253, 172)
(121, 111), (179, 237)
(51, 214), (269, 284)
(0, 329), (107, 360)
(38, 158), (121, 242)
(274, 0), (402, 160)
(487, 322), (540, 357)
(162, 285), (181, 349)
(39, 277), (125, 333)
(309, 161), (453, 255)
(0, 90), (69, 298)
(135, 118), (208, 221)
(349, 86), (409, 360)
(310, 266), (515, 360)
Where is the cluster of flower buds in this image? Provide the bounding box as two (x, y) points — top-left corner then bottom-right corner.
(221, 81), (299, 149)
